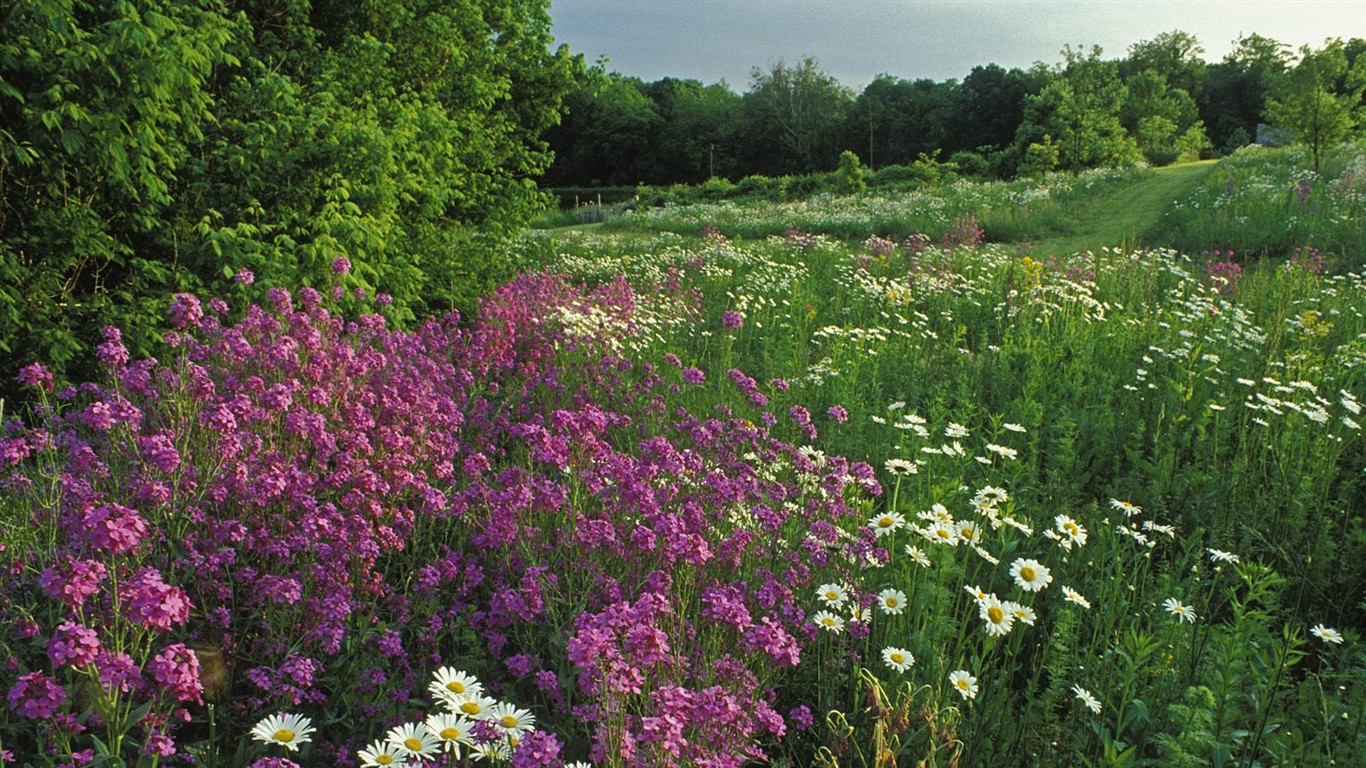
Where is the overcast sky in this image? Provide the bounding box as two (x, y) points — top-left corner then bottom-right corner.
(547, 0), (1366, 90)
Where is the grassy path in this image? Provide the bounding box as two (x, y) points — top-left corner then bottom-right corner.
(1032, 160), (1216, 256)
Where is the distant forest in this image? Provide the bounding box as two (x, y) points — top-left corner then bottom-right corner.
(543, 31), (1366, 186)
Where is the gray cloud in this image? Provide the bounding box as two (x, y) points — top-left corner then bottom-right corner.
(549, 0), (1365, 89)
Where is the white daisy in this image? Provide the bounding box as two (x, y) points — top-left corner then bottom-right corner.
(979, 595), (1015, 637)
(358, 738), (408, 767)
(812, 610), (845, 633)
(429, 667), (484, 706)
(868, 511), (906, 537)
(250, 712), (314, 752)
(1062, 586), (1091, 609)
(885, 458), (918, 476)
(487, 701), (536, 737)
(949, 670), (978, 700)
(1207, 548), (1239, 564)
(1109, 499), (1141, 517)
(1009, 558), (1053, 592)
(1054, 514), (1088, 547)
(1007, 602), (1036, 626)
(1163, 597), (1197, 624)
(905, 545), (932, 568)
(447, 693), (498, 719)
(956, 520), (984, 546)
(882, 646), (914, 672)
(877, 588), (908, 615)
(1310, 624), (1345, 644)
(386, 722), (439, 760)
(424, 713), (474, 756)
(816, 583), (849, 606)
(1072, 685), (1102, 714)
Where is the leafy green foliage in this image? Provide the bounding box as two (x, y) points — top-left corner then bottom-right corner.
(1, 0), (577, 394)
(1266, 38), (1366, 174)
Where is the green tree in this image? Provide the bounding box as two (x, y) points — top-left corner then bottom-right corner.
(1200, 34), (1290, 152)
(741, 57), (853, 174)
(1266, 38), (1365, 173)
(0, 0), (576, 391)
(1019, 45), (1139, 171)
(1122, 68), (1206, 164)
(546, 71), (663, 185)
(844, 75), (957, 170)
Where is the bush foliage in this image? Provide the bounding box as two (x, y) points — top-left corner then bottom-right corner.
(0, 0), (578, 396)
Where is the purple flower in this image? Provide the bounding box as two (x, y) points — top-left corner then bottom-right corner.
(123, 568), (191, 632)
(17, 362), (54, 392)
(46, 622), (102, 668)
(94, 651), (142, 694)
(38, 559), (107, 611)
(509, 730), (562, 767)
(249, 759), (301, 768)
(7, 671), (66, 719)
(83, 503), (148, 555)
(332, 257), (351, 274)
(142, 730), (177, 758)
(168, 294), (204, 330)
(95, 326), (129, 372)
(233, 268), (255, 285)
(682, 367), (706, 385)
(150, 644), (203, 704)
(788, 705), (814, 730)
(137, 433), (181, 474)
(826, 405), (848, 423)
(721, 310), (743, 329)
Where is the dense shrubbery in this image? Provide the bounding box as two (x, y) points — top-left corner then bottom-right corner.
(0, 0), (577, 399)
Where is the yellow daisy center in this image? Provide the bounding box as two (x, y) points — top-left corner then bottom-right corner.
(956, 679), (970, 690)
(885, 597), (899, 607)
(821, 617), (835, 626)
(377, 756), (394, 766)
(936, 528), (951, 539)
(1063, 522), (1079, 535)
(440, 727), (462, 740)
(890, 652), (904, 664)
(500, 715), (519, 728)
(877, 517), (894, 527)
(988, 605), (1005, 623)
(962, 528), (975, 541)
(446, 680), (466, 693)
(1020, 566), (1036, 581)
(824, 590), (838, 600)
(273, 729), (294, 743)
(404, 737), (423, 750)
(460, 701), (482, 715)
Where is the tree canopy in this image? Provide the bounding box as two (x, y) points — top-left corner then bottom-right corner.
(1, 0), (577, 389)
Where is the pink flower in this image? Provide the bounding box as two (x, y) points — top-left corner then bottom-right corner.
(16, 362), (54, 392)
(123, 569), (190, 632)
(7, 671), (66, 719)
(168, 294), (204, 330)
(83, 503), (148, 555)
(149, 644), (203, 704)
(46, 622), (102, 668)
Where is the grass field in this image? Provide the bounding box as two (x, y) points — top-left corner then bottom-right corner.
(2, 144), (1363, 767)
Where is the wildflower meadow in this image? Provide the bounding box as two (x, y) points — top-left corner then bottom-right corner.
(3, 144), (1365, 767)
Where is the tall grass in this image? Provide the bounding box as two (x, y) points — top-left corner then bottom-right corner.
(1160, 142), (1366, 267)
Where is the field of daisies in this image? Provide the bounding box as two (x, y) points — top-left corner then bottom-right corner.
(3, 144), (1365, 768)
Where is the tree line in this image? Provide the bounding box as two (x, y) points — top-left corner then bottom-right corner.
(544, 31), (1366, 187)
